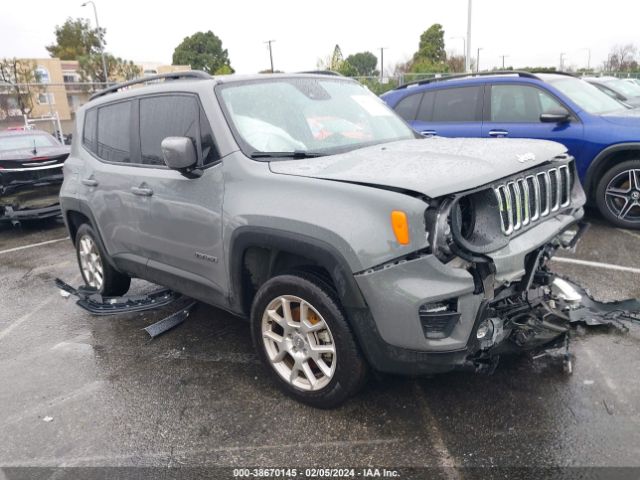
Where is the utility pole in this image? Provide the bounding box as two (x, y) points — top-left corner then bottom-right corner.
(466, 0), (472, 73)
(499, 54), (509, 69)
(81, 1), (108, 85)
(559, 52), (566, 71)
(264, 40), (275, 72)
(477, 47), (483, 73)
(379, 47), (388, 82)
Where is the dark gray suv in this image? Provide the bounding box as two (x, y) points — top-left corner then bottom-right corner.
(60, 72), (586, 407)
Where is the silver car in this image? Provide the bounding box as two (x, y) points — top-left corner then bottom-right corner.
(60, 72), (586, 407)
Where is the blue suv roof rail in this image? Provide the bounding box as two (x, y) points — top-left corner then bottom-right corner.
(395, 70), (542, 90)
(89, 71), (213, 101)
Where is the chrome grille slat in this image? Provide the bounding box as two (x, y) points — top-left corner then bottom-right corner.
(494, 164), (572, 236)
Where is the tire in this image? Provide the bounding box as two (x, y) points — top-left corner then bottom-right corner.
(75, 223), (131, 296)
(595, 160), (640, 229)
(250, 272), (368, 408)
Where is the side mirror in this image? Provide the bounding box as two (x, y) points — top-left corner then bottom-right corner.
(161, 137), (197, 171)
(540, 108), (571, 123)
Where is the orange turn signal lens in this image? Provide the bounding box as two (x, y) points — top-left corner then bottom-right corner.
(390, 210), (410, 245)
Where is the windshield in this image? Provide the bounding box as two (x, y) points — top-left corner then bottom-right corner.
(217, 77), (416, 157)
(548, 77), (627, 114)
(603, 78), (640, 97)
(0, 133), (58, 152)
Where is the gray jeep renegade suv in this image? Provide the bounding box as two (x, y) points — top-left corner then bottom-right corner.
(60, 71), (586, 408)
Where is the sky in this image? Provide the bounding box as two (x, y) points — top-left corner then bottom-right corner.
(1, 0), (638, 74)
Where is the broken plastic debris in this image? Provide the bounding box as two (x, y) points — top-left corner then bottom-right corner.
(583, 380), (595, 385)
(59, 289), (71, 298)
(43, 416), (53, 422)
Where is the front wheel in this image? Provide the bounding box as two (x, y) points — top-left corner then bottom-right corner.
(596, 160), (640, 229)
(250, 273), (368, 408)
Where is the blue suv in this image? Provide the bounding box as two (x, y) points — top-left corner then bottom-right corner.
(382, 71), (640, 229)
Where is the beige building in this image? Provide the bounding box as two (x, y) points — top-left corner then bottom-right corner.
(1, 58), (190, 135)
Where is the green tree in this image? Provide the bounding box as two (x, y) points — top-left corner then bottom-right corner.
(410, 24), (447, 73)
(172, 31), (233, 74)
(344, 52), (378, 77)
(78, 53), (141, 84)
(46, 18), (103, 60)
(0, 58), (40, 116)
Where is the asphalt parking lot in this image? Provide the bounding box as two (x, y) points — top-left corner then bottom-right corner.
(1, 211), (639, 478)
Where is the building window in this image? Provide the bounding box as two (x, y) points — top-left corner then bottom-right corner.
(35, 67), (50, 84)
(37, 93), (55, 105)
(63, 74), (78, 83)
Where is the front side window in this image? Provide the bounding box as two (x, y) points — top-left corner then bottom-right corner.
(139, 95), (199, 166)
(431, 86), (481, 122)
(97, 101), (131, 163)
(490, 84), (565, 122)
(218, 78), (415, 157)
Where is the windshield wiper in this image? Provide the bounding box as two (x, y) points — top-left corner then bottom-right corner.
(250, 150), (324, 159)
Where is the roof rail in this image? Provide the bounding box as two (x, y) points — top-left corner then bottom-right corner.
(529, 70), (576, 77)
(395, 70), (541, 89)
(89, 71), (213, 101)
(297, 70), (344, 77)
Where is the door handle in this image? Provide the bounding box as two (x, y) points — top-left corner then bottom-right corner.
(421, 130), (437, 137)
(488, 130), (509, 137)
(81, 178), (98, 187)
(131, 185), (153, 197)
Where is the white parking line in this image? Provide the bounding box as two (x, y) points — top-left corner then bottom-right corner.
(0, 237), (69, 255)
(552, 257), (640, 274)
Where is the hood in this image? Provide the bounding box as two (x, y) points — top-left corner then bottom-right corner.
(600, 107), (640, 127)
(268, 137), (567, 197)
(0, 145), (70, 162)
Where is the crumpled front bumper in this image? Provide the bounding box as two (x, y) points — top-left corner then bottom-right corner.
(351, 211), (585, 374)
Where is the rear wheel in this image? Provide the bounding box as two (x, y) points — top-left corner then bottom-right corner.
(596, 160), (640, 229)
(75, 223), (131, 296)
(250, 273), (368, 408)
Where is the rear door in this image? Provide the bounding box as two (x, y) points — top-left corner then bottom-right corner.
(411, 85), (483, 138)
(79, 101), (149, 272)
(127, 93), (227, 300)
(482, 83), (584, 157)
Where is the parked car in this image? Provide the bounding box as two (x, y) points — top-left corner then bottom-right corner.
(583, 76), (640, 108)
(0, 129), (69, 223)
(623, 78), (640, 88)
(382, 71), (640, 228)
(61, 72), (586, 407)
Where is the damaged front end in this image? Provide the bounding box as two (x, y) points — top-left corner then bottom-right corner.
(426, 157), (639, 373)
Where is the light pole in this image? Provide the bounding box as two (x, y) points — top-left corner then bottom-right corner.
(379, 47), (388, 82)
(466, 0), (472, 73)
(559, 52), (566, 71)
(581, 48), (591, 71)
(476, 47), (483, 73)
(499, 54), (509, 70)
(81, 1), (108, 85)
(264, 40), (275, 72)
(450, 36), (466, 71)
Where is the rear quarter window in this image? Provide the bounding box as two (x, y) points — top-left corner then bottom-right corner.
(82, 108), (97, 154)
(394, 92), (423, 121)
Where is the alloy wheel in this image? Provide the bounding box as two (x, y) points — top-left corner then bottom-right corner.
(261, 295), (337, 391)
(604, 169), (640, 224)
(78, 234), (104, 290)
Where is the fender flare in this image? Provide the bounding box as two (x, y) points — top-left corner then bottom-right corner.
(584, 142), (640, 196)
(228, 226), (367, 315)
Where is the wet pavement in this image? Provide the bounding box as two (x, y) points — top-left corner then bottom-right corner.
(0, 211), (639, 477)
